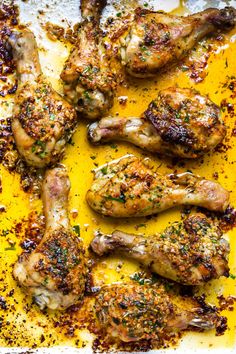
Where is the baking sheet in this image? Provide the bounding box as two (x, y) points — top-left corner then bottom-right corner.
(0, 0), (236, 352)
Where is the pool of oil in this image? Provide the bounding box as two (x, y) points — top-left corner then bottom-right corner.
(0, 0), (235, 352)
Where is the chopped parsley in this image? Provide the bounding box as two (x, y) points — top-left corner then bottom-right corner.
(1, 229), (9, 237)
(106, 193), (126, 203)
(73, 225), (80, 236)
(83, 91), (91, 100)
(101, 166), (108, 175)
(184, 114), (190, 123)
(31, 140), (46, 155)
(5, 242), (16, 251)
(49, 113), (56, 121)
(130, 273), (145, 285)
(82, 65), (92, 74)
(229, 273), (236, 280)
(181, 65), (189, 72)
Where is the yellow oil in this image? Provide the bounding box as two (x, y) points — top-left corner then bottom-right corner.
(0, 0), (236, 351)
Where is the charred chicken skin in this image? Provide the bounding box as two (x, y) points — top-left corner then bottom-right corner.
(14, 166), (88, 310)
(88, 87), (226, 158)
(91, 213), (229, 285)
(9, 29), (77, 168)
(94, 283), (226, 342)
(120, 6), (236, 77)
(61, 0), (114, 120)
(86, 155), (229, 217)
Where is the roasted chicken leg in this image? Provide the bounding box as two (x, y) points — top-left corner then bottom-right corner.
(86, 155), (229, 217)
(88, 87), (226, 158)
(94, 283), (226, 342)
(61, 0), (114, 119)
(9, 29), (77, 168)
(14, 166), (88, 310)
(120, 7), (236, 77)
(91, 213), (229, 285)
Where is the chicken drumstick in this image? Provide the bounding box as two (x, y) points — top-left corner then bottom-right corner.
(14, 166), (88, 310)
(61, 0), (114, 120)
(86, 155), (229, 217)
(94, 283), (226, 342)
(9, 29), (77, 168)
(88, 87), (226, 159)
(120, 6), (236, 77)
(91, 213), (229, 285)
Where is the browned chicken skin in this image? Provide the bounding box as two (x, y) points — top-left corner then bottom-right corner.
(61, 0), (114, 119)
(94, 283), (226, 342)
(62, 4), (236, 118)
(9, 29), (77, 168)
(88, 87), (226, 158)
(120, 7), (236, 77)
(86, 155), (229, 217)
(91, 213), (229, 285)
(13, 166), (88, 310)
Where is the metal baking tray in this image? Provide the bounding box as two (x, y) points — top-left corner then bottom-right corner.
(0, 0), (235, 352)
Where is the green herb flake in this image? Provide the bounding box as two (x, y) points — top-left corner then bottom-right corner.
(31, 140), (47, 157)
(175, 111), (181, 119)
(35, 140), (46, 148)
(140, 45), (148, 52)
(1, 229), (10, 237)
(84, 91), (91, 100)
(82, 66), (92, 74)
(106, 194), (126, 203)
(181, 66), (189, 72)
(49, 113), (56, 121)
(184, 114), (190, 123)
(5, 243), (16, 251)
(42, 277), (49, 285)
(101, 166), (108, 175)
(39, 151), (47, 159)
(229, 273), (236, 280)
(26, 105), (31, 114)
(180, 244), (188, 253)
(73, 256), (81, 265)
(73, 225), (80, 236)
(130, 273), (145, 285)
(41, 87), (48, 94)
